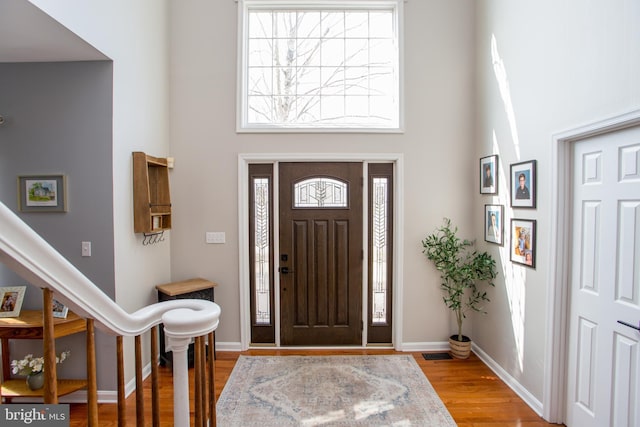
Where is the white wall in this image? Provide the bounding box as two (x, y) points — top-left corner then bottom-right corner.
(28, 0), (172, 385)
(473, 0), (640, 414)
(168, 0), (477, 346)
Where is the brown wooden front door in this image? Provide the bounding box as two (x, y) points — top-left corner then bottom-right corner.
(279, 162), (363, 345)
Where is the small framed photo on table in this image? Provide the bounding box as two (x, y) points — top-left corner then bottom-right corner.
(480, 155), (498, 194)
(484, 204), (504, 245)
(510, 160), (536, 208)
(511, 219), (536, 268)
(52, 299), (69, 319)
(0, 286), (26, 317)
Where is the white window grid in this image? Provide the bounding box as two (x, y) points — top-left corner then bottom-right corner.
(238, 0), (404, 132)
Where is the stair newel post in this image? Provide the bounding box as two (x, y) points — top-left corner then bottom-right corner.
(165, 335), (191, 427)
(162, 303), (221, 427)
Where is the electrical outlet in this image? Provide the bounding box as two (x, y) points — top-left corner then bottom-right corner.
(205, 232), (226, 244)
(81, 241), (92, 257)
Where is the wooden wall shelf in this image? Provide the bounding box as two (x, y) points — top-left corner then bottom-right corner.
(133, 151), (172, 234)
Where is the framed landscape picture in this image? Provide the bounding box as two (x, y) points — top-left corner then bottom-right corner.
(484, 204), (504, 245)
(480, 155), (498, 195)
(510, 160), (536, 208)
(18, 175), (68, 212)
(510, 219), (536, 268)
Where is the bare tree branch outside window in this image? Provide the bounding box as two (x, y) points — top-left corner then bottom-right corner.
(245, 7), (399, 128)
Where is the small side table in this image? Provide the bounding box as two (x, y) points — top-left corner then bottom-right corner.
(0, 310), (90, 401)
(156, 278), (217, 367)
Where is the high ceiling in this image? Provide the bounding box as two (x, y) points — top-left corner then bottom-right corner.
(0, 0), (108, 63)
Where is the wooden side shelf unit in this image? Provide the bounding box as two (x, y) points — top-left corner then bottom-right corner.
(0, 310), (89, 400)
(133, 151), (172, 234)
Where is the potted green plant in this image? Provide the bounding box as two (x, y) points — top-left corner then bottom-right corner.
(422, 218), (497, 359)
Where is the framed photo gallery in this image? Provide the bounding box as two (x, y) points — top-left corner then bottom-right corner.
(479, 156), (538, 268)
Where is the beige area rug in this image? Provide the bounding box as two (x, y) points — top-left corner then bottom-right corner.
(216, 355), (457, 426)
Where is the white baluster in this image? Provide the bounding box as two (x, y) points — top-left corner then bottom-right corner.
(165, 335), (192, 427)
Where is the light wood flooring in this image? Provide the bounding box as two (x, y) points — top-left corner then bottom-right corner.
(69, 349), (562, 426)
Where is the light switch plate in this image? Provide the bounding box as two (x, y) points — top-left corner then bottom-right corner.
(81, 241), (92, 257)
(206, 232), (225, 244)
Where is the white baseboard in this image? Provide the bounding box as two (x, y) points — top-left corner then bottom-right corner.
(57, 359), (152, 404)
(220, 341), (450, 353)
(396, 341), (450, 352)
(216, 341), (243, 352)
(471, 342), (544, 417)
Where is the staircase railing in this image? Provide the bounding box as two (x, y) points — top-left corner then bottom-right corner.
(0, 201), (221, 426)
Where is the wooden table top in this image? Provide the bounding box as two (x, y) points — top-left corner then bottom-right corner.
(0, 310), (82, 328)
(0, 310), (86, 339)
(155, 278), (218, 297)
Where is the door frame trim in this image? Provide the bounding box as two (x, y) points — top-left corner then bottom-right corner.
(545, 109), (640, 422)
(238, 153), (404, 351)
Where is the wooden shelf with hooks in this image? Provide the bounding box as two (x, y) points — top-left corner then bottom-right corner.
(133, 152), (172, 234)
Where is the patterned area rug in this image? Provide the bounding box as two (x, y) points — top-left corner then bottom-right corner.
(217, 355), (457, 426)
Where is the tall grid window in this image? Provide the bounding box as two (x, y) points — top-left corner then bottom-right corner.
(238, 0), (402, 131)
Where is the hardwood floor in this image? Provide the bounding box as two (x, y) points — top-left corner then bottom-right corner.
(69, 349), (561, 426)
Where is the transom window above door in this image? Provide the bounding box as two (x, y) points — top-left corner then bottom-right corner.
(237, 0), (403, 132)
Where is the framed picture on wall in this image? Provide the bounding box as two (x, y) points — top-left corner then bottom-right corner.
(0, 286), (26, 317)
(484, 204), (504, 245)
(18, 174), (68, 212)
(480, 155), (498, 194)
(510, 218), (536, 268)
(510, 160), (536, 208)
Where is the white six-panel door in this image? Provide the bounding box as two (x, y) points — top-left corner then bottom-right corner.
(567, 126), (640, 427)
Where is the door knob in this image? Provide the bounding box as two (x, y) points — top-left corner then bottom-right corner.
(279, 266), (294, 274)
(617, 320), (640, 331)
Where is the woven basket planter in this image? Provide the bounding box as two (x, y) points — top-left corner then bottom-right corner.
(449, 335), (471, 359)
